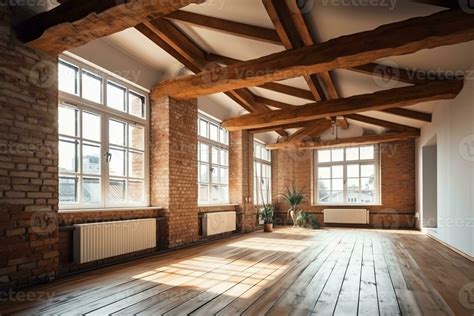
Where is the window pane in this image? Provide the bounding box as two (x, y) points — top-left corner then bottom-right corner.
(109, 179), (126, 203)
(128, 180), (144, 203)
(346, 147), (359, 161)
(82, 178), (100, 204)
(199, 143), (209, 162)
(220, 186), (229, 202)
(211, 166), (219, 184)
(360, 191), (374, 203)
(360, 146), (374, 160)
(318, 167), (330, 179)
(129, 125), (144, 150)
(331, 148), (344, 162)
(347, 164), (360, 178)
(210, 123), (219, 142)
(211, 185), (219, 202)
(199, 163), (209, 183)
(59, 177), (77, 203)
(82, 143), (101, 175)
(361, 178), (375, 191)
(319, 190), (330, 203)
(199, 119), (208, 138)
(59, 106), (78, 137)
(319, 179), (331, 191)
(129, 92), (145, 118)
(318, 150), (331, 163)
(332, 165), (343, 178)
(347, 191), (360, 203)
(220, 150), (228, 166)
(347, 178), (360, 190)
(107, 82), (126, 112)
(82, 71), (102, 103)
(82, 112), (101, 141)
(332, 179), (344, 191)
(220, 167), (228, 184)
(199, 184), (209, 202)
(212, 147), (219, 164)
(109, 120), (126, 146)
(330, 191), (344, 203)
(59, 139), (78, 173)
(109, 148), (125, 176)
(220, 128), (228, 145)
(58, 61), (78, 94)
(361, 164), (375, 177)
(129, 151), (144, 178)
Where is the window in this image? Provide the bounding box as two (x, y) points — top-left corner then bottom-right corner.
(254, 141), (272, 205)
(58, 57), (149, 209)
(315, 145), (379, 205)
(198, 115), (229, 205)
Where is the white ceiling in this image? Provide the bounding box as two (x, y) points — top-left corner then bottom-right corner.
(77, 0), (473, 143)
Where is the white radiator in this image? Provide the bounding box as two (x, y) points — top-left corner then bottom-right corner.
(73, 219), (156, 264)
(324, 209), (369, 224)
(203, 211), (236, 236)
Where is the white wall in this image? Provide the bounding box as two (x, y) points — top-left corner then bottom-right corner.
(416, 67), (474, 258)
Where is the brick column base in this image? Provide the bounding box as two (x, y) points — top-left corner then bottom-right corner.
(150, 96), (199, 248)
(229, 131), (256, 232)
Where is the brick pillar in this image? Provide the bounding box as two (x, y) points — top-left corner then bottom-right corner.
(150, 96), (199, 248)
(0, 7), (59, 291)
(229, 131), (256, 232)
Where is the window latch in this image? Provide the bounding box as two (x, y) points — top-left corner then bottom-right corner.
(104, 152), (112, 163)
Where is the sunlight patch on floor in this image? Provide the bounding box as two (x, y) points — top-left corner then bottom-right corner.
(226, 237), (312, 253)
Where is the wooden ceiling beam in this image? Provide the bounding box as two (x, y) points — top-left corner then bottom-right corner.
(381, 108), (432, 122)
(273, 130), (421, 150)
(138, 19), (268, 114)
(152, 9), (474, 100)
(164, 10), (281, 45)
(137, 20), (291, 137)
(14, 0), (203, 55)
(345, 114), (420, 132)
(249, 119), (329, 134)
(267, 119), (333, 150)
(254, 96), (297, 110)
(350, 63), (430, 85)
(221, 80), (463, 131)
(262, 0), (325, 102)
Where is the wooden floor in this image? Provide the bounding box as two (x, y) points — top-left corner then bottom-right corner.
(1, 228), (473, 315)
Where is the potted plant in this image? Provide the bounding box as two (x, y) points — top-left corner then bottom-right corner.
(257, 177), (274, 232)
(296, 211), (321, 229)
(281, 185), (307, 227)
(259, 204), (274, 232)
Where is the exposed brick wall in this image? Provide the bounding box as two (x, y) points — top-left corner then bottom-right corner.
(150, 96), (199, 248)
(229, 131), (257, 232)
(0, 6), (59, 291)
(273, 140), (417, 228)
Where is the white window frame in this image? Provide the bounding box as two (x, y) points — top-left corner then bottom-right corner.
(254, 140), (272, 206)
(197, 114), (229, 205)
(58, 55), (150, 210)
(313, 145), (381, 206)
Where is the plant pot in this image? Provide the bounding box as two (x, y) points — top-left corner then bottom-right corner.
(264, 223), (273, 232)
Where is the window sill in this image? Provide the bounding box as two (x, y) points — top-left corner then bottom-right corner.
(58, 206), (163, 213)
(312, 204), (383, 207)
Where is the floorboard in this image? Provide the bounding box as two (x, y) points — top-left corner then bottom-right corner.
(1, 228), (473, 316)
